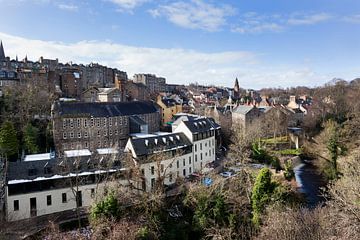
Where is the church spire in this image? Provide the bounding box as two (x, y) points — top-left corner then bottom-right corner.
(0, 40), (5, 60)
(234, 77), (240, 99)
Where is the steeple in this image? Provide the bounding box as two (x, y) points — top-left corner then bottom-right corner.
(0, 40), (5, 60)
(234, 77), (240, 99)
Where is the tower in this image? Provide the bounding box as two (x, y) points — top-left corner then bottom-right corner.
(0, 41), (5, 61)
(234, 78), (240, 99)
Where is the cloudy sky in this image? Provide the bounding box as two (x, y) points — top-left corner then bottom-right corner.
(0, 0), (359, 89)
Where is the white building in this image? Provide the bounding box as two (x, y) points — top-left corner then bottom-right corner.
(5, 150), (126, 221)
(125, 132), (193, 191)
(125, 114), (221, 192)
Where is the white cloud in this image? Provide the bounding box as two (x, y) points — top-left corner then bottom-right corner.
(0, 32), (338, 89)
(232, 22), (283, 34)
(287, 13), (332, 25)
(107, 0), (149, 12)
(57, 3), (78, 12)
(149, 0), (236, 32)
(343, 14), (360, 24)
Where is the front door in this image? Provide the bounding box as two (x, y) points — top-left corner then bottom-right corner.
(76, 191), (82, 207)
(30, 197), (37, 217)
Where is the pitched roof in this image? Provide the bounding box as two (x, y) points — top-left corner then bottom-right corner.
(55, 101), (158, 117)
(232, 105), (256, 115)
(129, 132), (192, 157)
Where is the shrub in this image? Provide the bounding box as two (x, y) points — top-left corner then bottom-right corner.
(90, 192), (121, 220)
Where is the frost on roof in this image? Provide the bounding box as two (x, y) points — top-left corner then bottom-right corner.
(97, 148), (119, 155)
(64, 149), (92, 158)
(24, 153), (52, 162)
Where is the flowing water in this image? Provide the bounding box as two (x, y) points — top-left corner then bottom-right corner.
(294, 160), (325, 207)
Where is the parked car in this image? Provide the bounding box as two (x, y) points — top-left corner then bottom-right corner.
(186, 172), (202, 182)
(219, 171), (234, 178)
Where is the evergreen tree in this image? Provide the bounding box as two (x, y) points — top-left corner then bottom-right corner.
(251, 168), (274, 226)
(0, 121), (19, 159)
(24, 123), (39, 154)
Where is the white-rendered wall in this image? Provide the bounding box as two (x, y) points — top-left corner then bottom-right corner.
(140, 152), (193, 191)
(6, 179), (128, 221)
(192, 136), (216, 172)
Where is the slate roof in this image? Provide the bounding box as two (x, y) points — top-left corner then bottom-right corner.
(56, 101), (158, 117)
(183, 118), (215, 133)
(129, 132), (192, 157)
(7, 150), (122, 182)
(161, 98), (177, 107)
(232, 105), (256, 115)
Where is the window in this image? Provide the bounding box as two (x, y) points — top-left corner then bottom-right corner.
(84, 119), (88, 128)
(63, 132), (67, 139)
(151, 178), (155, 189)
(161, 164), (164, 173)
(97, 130), (101, 137)
(177, 160), (179, 168)
(104, 130), (107, 136)
(200, 143), (202, 151)
(77, 132), (81, 138)
(62, 193), (67, 203)
(85, 142), (88, 148)
(90, 118), (94, 127)
(151, 166), (155, 175)
(195, 144), (197, 151)
(209, 150), (211, 156)
(91, 189), (95, 198)
(62, 120), (67, 129)
(205, 142), (207, 147)
(98, 141), (101, 148)
(109, 118), (112, 126)
(70, 119), (74, 128)
(169, 174), (173, 182)
(96, 118), (100, 127)
(189, 157), (191, 164)
(47, 195), (52, 206)
(84, 131), (88, 138)
(200, 162), (203, 168)
(77, 119), (81, 128)
(70, 132), (74, 138)
(169, 163), (172, 168)
(201, 153), (203, 161)
(109, 130), (112, 136)
(115, 129), (118, 135)
(183, 159), (185, 166)
(183, 169), (186, 176)
(14, 200), (19, 211)
(195, 155), (198, 162)
(189, 167), (192, 174)
(103, 118), (107, 127)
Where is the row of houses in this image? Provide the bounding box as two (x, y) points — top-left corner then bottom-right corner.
(3, 101), (221, 221)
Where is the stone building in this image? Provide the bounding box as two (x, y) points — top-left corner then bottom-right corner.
(156, 95), (183, 126)
(51, 101), (160, 154)
(133, 74), (166, 93)
(0, 70), (20, 95)
(115, 76), (150, 101)
(232, 105), (262, 131)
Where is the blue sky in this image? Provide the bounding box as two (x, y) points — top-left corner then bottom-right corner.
(0, 0), (359, 89)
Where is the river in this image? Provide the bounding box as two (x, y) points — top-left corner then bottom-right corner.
(294, 160), (325, 207)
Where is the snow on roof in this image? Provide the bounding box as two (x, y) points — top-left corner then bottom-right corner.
(24, 153), (51, 162)
(130, 133), (157, 139)
(96, 148), (119, 155)
(64, 149), (92, 158)
(7, 168), (126, 185)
